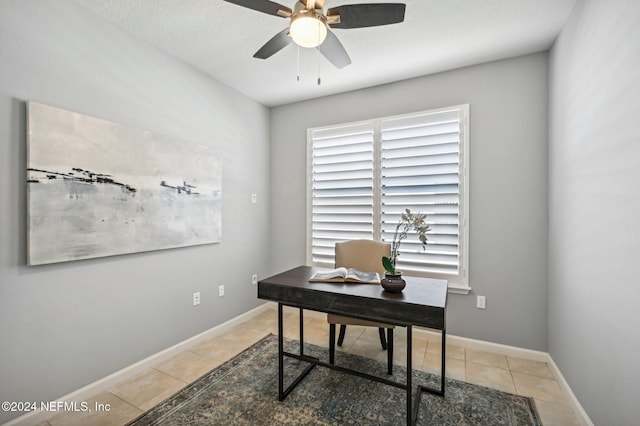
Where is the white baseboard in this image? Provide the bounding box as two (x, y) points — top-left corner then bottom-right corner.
(4, 303), (272, 426)
(414, 327), (550, 362)
(546, 355), (594, 426)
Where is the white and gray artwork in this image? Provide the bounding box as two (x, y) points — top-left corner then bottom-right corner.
(26, 101), (222, 265)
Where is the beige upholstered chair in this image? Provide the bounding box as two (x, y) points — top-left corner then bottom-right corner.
(327, 239), (395, 374)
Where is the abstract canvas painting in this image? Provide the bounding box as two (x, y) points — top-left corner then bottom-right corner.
(27, 102), (222, 265)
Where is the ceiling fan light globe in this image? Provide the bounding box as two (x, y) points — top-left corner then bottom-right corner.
(290, 15), (327, 48)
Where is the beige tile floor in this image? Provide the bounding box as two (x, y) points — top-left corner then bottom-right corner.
(42, 305), (585, 425)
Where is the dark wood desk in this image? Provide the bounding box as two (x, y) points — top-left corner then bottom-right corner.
(258, 265), (448, 426)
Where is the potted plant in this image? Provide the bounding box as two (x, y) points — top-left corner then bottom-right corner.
(381, 209), (431, 292)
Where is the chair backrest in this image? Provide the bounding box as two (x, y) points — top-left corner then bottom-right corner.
(335, 240), (391, 274)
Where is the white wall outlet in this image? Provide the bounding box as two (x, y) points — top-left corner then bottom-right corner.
(193, 292), (200, 306)
(218, 285), (225, 297)
(476, 295), (486, 309)
(251, 193), (257, 204)
(252, 274), (258, 285)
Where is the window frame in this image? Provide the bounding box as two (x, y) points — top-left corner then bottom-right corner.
(306, 105), (471, 294)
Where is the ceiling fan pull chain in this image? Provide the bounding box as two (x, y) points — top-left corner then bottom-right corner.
(297, 45), (301, 82)
(317, 20), (322, 85)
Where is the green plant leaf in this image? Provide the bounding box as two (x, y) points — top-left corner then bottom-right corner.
(382, 256), (395, 274)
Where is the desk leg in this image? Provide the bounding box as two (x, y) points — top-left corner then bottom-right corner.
(299, 308), (304, 356)
(423, 327), (447, 397)
(440, 328), (446, 395)
(329, 324), (336, 364)
(388, 328), (394, 375)
(407, 325), (412, 426)
(412, 328), (446, 424)
(278, 303), (284, 401)
(277, 305), (317, 401)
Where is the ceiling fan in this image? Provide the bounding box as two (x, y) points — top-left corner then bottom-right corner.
(224, 0), (406, 69)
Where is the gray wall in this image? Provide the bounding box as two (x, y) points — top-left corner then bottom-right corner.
(0, 1), (270, 423)
(548, 1), (640, 424)
(9, 1), (638, 424)
(270, 53), (549, 351)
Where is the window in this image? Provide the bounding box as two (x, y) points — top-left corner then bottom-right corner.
(307, 106), (470, 293)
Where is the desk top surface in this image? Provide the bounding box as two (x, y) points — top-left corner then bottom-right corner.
(258, 266), (447, 328)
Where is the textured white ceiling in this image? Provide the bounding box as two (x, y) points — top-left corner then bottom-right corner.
(73, 0), (576, 106)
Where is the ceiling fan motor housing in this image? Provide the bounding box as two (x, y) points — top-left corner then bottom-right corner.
(290, 2), (328, 48)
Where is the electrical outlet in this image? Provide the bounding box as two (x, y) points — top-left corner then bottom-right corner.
(252, 274), (258, 285)
(476, 295), (486, 309)
(251, 193), (257, 204)
(193, 292), (200, 306)
(218, 285), (225, 297)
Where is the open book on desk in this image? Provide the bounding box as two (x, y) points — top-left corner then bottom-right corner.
(309, 267), (381, 284)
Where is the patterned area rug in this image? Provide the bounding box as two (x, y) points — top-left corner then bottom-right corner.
(128, 334), (541, 425)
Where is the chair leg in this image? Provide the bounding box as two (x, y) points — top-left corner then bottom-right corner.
(387, 328), (394, 375)
(329, 323), (336, 364)
(378, 327), (388, 350)
(337, 324), (347, 346)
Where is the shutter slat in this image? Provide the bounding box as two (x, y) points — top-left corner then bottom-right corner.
(382, 143), (458, 158)
(383, 133), (459, 148)
(382, 163), (459, 177)
(382, 154), (458, 168)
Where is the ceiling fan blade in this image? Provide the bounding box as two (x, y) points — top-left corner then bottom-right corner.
(327, 3), (406, 29)
(317, 29), (351, 69)
(223, 0), (292, 17)
(253, 28), (292, 59)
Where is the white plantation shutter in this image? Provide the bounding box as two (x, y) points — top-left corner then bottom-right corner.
(308, 106), (469, 290)
(310, 123), (375, 266)
(380, 109), (463, 277)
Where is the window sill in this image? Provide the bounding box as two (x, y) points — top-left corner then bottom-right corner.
(448, 284), (472, 295)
